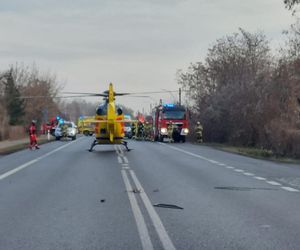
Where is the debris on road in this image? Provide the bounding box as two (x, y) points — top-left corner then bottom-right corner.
(153, 203), (184, 210)
(214, 186), (277, 191)
(131, 188), (142, 193)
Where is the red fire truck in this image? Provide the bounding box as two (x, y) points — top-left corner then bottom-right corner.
(41, 116), (60, 135)
(152, 104), (189, 142)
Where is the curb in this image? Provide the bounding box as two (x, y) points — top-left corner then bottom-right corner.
(0, 137), (55, 156)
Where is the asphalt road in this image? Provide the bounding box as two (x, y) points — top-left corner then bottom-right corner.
(0, 136), (300, 250)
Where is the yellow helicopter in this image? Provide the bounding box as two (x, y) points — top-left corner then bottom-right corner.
(86, 83), (133, 151)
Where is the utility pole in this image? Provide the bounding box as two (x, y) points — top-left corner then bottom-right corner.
(179, 88), (182, 106)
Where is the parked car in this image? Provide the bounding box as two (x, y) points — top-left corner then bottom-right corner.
(54, 121), (77, 140)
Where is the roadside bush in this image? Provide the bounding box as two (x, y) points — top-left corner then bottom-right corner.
(8, 126), (26, 140)
(265, 120), (300, 158)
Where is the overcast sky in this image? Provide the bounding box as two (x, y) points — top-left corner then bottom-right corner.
(0, 0), (295, 112)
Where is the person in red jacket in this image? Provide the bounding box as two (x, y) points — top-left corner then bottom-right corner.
(29, 120), (40, 149)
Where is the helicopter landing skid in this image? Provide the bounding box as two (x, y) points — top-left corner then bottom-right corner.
(88, 140), (131, 152)
(122, 141), (131, 152)
(89, 140), (97, 152)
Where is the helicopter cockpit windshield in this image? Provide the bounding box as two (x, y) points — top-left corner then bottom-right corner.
(96, 104), (107, 116)
(96, 103), (123, 116)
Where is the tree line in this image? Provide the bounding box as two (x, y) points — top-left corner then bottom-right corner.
(0, 64), (61, 140)
(0, 64), (102, 140)
(178, 14), (300, 157)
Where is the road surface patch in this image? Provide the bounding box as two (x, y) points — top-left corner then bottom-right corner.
(0, 138), (82, 181)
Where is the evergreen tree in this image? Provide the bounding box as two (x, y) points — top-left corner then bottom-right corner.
(4, 71), (25, 125)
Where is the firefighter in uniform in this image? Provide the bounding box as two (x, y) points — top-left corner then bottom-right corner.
(144, 121), (151, 141)
(131, 122), (137, 139)
(137, 121), (144, 140)
(167, 122), (174, 143)
(61, 122), (68, 138)
(29, 120), (40, 149)
(195, 121), (203, 143)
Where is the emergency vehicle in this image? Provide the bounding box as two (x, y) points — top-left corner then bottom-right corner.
(124, 114), (133, 138)
(41, 116), (60, 135)
(152, 103), (189, 142)
(77, 116), (95, 136)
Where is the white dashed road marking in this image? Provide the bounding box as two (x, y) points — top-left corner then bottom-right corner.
(234, 169), (244, 173)
(254, 177), (267, 181)
(281, 187), (299, 192)
(267, 181), (282, 186)
(243, 172), (254, 176)
(160, 143), (300, 193)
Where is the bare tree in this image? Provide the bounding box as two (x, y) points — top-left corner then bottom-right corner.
(10, 64), (61, 128)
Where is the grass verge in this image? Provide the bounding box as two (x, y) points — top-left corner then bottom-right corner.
(0, 137), (54, 155)
(202, 143), (300, 164)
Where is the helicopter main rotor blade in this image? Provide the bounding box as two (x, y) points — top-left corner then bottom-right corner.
(19, 94), (107, 99)
(62, 92), (108, 97)
(61, 89), (180, 96)
(118, 95), (150, 98)
(62, 91), (99, 95)
(128, 90), (179, 94)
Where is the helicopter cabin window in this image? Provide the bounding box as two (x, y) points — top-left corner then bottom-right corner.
(117, 107), (123, 115)
(96, 104), (107, 116)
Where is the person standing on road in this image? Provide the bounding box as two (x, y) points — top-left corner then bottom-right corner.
(131, 122), (137, 139)
(137, 121), (145, 140)
(195, 121), (203, 143)
(167, 122), (174, 143)
(144, 121), (151, 141)
(29, 120), (40, 150)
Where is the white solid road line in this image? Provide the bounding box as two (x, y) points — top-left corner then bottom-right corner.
(0, 139), (81, 181)
(116, 145), (176, 250)
(117, 156), (123, 164)
(129, 170), (176, 250)
(160, 142), (209, 161)
(123, 156), (129, 164)
(121, 169), (154, 250)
